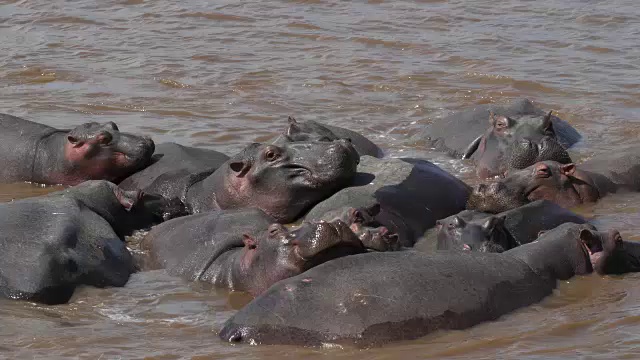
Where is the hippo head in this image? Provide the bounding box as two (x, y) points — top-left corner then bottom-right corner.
(64, 122), (154, 183)
(467, 161), (600, 213)
(238, 220), (365, 295)
(215, 140), (360, 223)
(435, 214), (514, 252)
(323, 204), (401, 252)
(578, 228), (640, 275)
(578, 228), (628, 275)
(464, 111), (568, 178)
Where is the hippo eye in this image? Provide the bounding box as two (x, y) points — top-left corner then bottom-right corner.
(265, 149), (279, 162)
(268, 224), (285, 237)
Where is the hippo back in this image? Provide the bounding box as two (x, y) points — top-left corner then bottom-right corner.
(417, 98), (581, 158)
(118, 142), (230, 192)
(142, 209), (274, 279)
(0, 196), (133, 304)
(219, 251), (553, 347)
(304, 156), (470, 247)
(0, 113), (60, 182)
(579, 145), (640, 191)
(501, 200), (587, 246)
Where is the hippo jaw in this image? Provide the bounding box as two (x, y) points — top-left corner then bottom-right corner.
(63, 122), (155, 184)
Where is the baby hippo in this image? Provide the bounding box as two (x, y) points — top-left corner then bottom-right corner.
(0, 113), (154, 185)
(424, 200), (587, 253)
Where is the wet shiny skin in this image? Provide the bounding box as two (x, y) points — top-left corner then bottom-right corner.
(2, 0), (640, 358)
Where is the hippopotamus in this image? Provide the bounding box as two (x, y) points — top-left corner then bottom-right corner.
(118, 142), (230, 192)
(304, 156), (470, 247)
(318, 204), (402, 252)
(142, 209), (374, 296)
(273, 116), (383, 158)
(0, 180), (185, 304)
(414, 200), (587, 253)
(417, 98), (580, 178)
(466, 147), (640, 213)
(219, 223), (622, 347)
(0, 113), (154, 185)
(129, 139), (359, 223)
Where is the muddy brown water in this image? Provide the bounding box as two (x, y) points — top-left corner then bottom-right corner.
(1, 0), (640, 358)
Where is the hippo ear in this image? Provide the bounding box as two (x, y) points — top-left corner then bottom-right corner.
(286, 116), (302, 136)
(481, 216), (503, 234)
(461, 135), (482, 160)
(560, 163), (576, 176)
(542, 111), (554, 131)
(229, 160), (251, 177)
(488, 110), (497, 125)
(67, 135), (83, 148)
(242, 234), (257, 249)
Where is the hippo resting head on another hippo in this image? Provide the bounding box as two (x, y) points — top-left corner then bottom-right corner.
(185, 139), (360, 223)
(466, 161), (612, 213)
(0, 180), (185, 305)
(417, 98), (580, 179)
(463, 110), (572, 178)
(142, 208), (389, 296)
(0, 113), (155, 185)
(273, 116), (384, 158)
(220, 223), (628, 348)
(426, 200), (587, 253)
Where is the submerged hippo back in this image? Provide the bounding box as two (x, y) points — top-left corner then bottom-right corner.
(142, 209), (274, 278)
(305, 156), (470, 246)
(219, 251), (552, 347)
(0, 113), (59, 182)
(0, 196), (133, 304)
(418, 98), (580, 158)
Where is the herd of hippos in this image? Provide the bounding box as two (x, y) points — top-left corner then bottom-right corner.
(2, 98), (640, 348)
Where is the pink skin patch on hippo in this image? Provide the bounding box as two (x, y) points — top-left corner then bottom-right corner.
(63, 139), (134, 183)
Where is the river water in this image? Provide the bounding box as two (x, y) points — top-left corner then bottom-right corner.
(1, 0), (640, 358)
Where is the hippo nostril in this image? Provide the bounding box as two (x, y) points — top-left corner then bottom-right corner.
(227, 330), (243, 343)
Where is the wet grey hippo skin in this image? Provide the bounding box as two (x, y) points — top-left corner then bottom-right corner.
(0, 113), (154, 185)
(414, 200), (587, 253)
(118, 142), (230, 192)
(304, 156), (470, 247)
(417, 98), (580, 178)
(318, 204), (402, 252)
(132, 140), (359, 223)
(142, 209), (366, 296)
(465, 150), (640, 213)
(219, 223), (621, 347)
(273, 116), (383, 158)
(0, 180), (185, 305)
